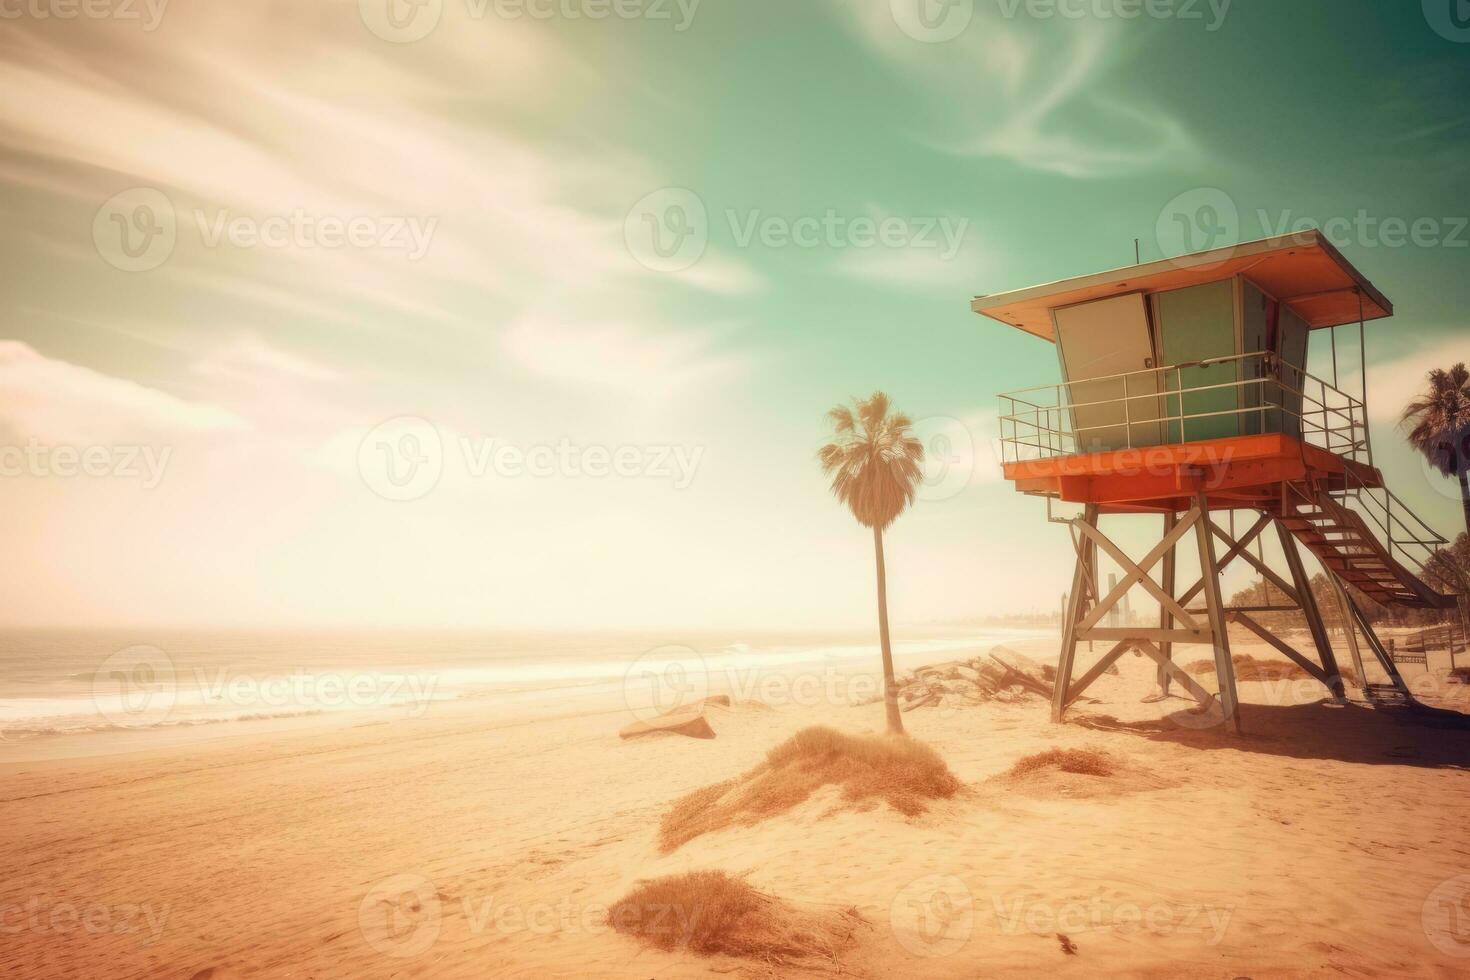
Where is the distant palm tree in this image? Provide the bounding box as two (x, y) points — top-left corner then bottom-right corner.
(1402, 362), (1470, 535)
(818, 392), (925, 735)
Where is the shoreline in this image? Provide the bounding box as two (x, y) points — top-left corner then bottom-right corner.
(0, 627), (1055, 755)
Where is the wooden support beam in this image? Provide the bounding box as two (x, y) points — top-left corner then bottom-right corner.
(1344, 592), (1409, 692)
(1053, 503), (1100, 723)
(1134, 640), (1216, 711)
(1179, 515), (1302, 608)
(1158, 511), (1177, 698)
(1064, 640), (1132, 708)
(1227, 535), (1301, 604)
(1276, 520), (1345, 699)
(1228, 612), (1331, 686)
(1176, 513), (1271, 608)
(1195, 496), (1241, 733)
(1075, 510), (1201, 632)
(1324, 572), (1369, 687)
(1219, 605), (1302, 614)
(1077, 627), (1213, 643)
(1177, 514), (1300, 614)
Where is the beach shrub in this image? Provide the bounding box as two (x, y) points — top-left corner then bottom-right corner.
(658, 726), (959, 852)
(1186, 654), (1358, 686)
(607, 870), (863, 966)
(1008, 747), (1116, 778)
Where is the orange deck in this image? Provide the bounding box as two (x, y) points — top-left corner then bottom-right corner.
(1003, 434), (1382, 514)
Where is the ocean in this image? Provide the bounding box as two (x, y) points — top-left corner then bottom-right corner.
(0, 626), (1054, 741)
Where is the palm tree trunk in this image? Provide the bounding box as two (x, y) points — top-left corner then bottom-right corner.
(873, 525), (904, 735)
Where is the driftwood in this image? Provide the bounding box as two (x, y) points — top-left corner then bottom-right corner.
(619, 710), (716, 740)
(988, 652), (1055, 699)
(892, 646), (1056, 711)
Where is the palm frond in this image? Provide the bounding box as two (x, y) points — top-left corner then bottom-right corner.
(826, 406), (856, 436)
(856, 392), (890, 436)
(1401, 362), (1470, 478)
(818, 391), (926, 530)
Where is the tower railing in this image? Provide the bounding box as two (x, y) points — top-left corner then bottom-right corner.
(997, 351), (1368, 466)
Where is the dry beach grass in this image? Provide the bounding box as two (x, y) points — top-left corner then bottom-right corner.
(607, 870), (865, 971)
(659, 725), (960, 852)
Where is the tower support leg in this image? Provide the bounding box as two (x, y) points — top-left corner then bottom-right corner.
(1334, 584), (1409, 693)
(1275, 520), (1346, 700)
(1195, 496), (1241, 733)
(1325, 574), (1370, 689)
(1157, 510), (1178, 698)
(1053, 503), (1099, 723)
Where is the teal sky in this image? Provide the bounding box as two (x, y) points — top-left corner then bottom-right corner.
(0, 0), (1466, 629)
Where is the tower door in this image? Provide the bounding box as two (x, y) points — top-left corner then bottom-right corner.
(1053, 293), (1162, 453)
(1154, 279), (1239, 442)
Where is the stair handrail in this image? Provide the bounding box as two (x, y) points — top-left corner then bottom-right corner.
(1335, 466), (1450, 576)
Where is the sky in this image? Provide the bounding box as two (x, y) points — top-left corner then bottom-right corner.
(0, 0), (1466, 630)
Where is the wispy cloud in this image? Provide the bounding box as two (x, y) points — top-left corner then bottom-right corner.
(0, 341), (241, 444)
(1368, 335), (1469, 425)
(192, 336), (343, 386)
(826, 1), (1199, 178)
(828, 211), (993, 288)
(499, 314), (752, 397)
(0, 4), (755, 371)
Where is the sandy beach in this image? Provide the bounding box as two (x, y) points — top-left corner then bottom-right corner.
(5, 630), (1470, 979)
(6, 3), (1469, 978)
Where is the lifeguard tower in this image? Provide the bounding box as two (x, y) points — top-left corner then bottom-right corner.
(975, 232), (1455, 732)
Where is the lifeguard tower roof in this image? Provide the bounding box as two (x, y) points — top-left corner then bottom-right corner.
(972, 231), (1392, 342)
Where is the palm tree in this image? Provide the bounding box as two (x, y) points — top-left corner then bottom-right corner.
(1424, 533), (1470, 636)
(1401, 362), (1470, 535)
(818, 392), (925, 735)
